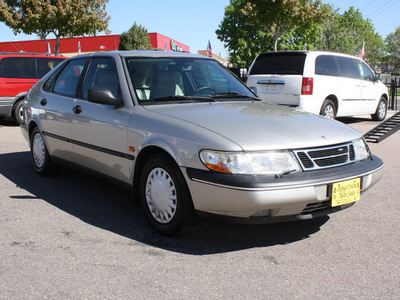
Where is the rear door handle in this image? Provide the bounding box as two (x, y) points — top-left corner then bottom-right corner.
(73, 105), (82, 114)
(40, 99), (47, 106)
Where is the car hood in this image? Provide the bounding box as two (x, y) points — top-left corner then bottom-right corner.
(143, 101), (362, 151)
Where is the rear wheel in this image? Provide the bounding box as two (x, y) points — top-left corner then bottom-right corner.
(371, 98), (387, 121)
(320, 99), (336, 119)
(30, 127), (53, 176)
(140, 153), (195, 236)
(13, 99), (24, 125)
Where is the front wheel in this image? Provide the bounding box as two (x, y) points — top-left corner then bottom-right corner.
(140, 153), (195, 236)
(320, 99), (336, 119)
(30, 127), (53, 176)
(371, 98), (387, 121)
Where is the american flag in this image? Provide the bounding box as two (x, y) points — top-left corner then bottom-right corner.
(358, 42), (365, 59)
(207, 40), (212, 58)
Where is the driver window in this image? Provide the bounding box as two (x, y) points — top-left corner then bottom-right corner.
(82, 57), (120, 99)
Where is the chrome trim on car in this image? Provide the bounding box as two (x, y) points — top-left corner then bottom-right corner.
(293, 142), (356, 171)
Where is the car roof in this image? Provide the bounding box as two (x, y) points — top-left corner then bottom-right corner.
(0, 52), (66, 59)
(256, 50), (362, 60)
(75, 50), (211, 60)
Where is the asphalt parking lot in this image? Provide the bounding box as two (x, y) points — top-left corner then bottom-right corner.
(0, 113), (399, 299)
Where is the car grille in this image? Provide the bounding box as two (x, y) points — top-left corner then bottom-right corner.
(293, 142), (355, 171)
(301, 200), (331, 214)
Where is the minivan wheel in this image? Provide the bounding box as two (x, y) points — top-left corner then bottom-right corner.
(30, 127), (53, 176)
(371, 98), (387, 121)
(13, 99), (24, 125)
(140, 153), (195, 236)
(320, 100), (336, 119)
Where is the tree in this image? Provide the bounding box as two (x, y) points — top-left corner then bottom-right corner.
(385, 27), (400, 72)
(321, 6), (383, 66)
(242, 0), (332, 51)
(216, 0), (273, 68)
(119, 23), (152, 50)
(0, 0), (110, 55)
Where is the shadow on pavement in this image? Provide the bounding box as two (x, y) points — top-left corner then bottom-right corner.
(0, 117), (19, 127)
(0, 151), (329, 255)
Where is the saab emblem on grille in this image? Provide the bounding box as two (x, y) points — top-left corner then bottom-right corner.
(338, 147), (344, 152)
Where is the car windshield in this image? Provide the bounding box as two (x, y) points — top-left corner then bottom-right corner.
(125, 57), (257, 104)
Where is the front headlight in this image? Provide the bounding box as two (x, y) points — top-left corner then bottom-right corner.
(353, 138), (370, 161)
(199, 150), (301, 176)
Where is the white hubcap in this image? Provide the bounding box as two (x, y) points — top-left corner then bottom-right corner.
(324, 105), (334, 119)
(32, 133), (46, 168)
(378, 101), (386, 119)
(145, 168), (177, 224)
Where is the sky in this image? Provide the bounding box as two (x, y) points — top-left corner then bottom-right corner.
(0, 0), (399, 58)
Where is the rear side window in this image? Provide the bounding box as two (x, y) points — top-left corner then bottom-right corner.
(0, 57), (36, 78)
(249, 53), (306, 75)
(336, 57), (359, 79)
(53, 59), (88, 97)
(315, 55), (338, 76)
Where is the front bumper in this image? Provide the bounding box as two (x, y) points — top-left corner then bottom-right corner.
(184, 156), (383, 221)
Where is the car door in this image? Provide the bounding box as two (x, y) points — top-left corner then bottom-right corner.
(357, 60), (380, 114)
(39, 58), (88, 161)
(336, 56), (362, 116)
(70, 57), (133, 183)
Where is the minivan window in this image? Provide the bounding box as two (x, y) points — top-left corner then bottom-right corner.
(249, 53), (306, 75)
(358, 61), (374, 81)
(0, 57), (36, 78)
(36, 57), (65, 78)
(315, 55), (338, 76)
(336, 57), (359, 79)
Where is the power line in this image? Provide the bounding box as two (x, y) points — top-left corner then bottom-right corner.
(368, 0), (400, 19)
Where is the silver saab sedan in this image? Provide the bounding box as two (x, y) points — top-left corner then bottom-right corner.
(21, 51), (383, 235)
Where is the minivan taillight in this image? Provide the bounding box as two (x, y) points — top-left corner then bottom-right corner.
(301, 77), (313, 95)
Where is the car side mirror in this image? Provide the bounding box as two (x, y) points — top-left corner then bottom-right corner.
(87, 88), (124, 107)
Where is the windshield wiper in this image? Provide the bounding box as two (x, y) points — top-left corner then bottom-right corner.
(209, 92), (260, 101)
(144, 95), (216, 104)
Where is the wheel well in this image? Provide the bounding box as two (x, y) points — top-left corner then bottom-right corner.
(27, 122), (39, 145)
(324, 95), (338, 112)
(133, 146), (176, 189)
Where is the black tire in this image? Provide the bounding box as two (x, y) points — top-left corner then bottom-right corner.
(30, 127), (53, 176)
(13, 99), (25, 125)
(139, 153), (195, 236)
(320, 99), (336, 119)
(371, 98), (387, 121)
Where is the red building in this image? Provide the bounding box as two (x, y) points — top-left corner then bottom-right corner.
(0, 33), (190, 57)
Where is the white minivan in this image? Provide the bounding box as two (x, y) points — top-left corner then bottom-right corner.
(246, 51), (389, 120)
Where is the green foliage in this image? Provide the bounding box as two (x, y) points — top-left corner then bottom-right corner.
(385, 27), (400, 72)
(0, 0), (110, 55)
(321, 6), (383, 66)
(119, 23), (152, 50)
(242, 0), (331, 51)
(216, 0), (273, 68)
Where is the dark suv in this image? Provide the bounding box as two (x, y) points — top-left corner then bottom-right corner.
(0, 52), (66, 124)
